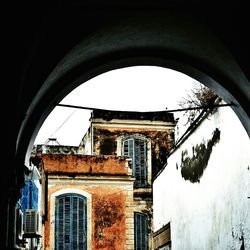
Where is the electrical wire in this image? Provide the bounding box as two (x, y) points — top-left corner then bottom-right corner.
(48, 109), (77, 140)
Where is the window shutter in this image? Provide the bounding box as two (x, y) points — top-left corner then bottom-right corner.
(31, 180), (39, 209)
(123, 138), (134, 157)
(134, 213), (148, 250)
(55, 194), (87, 250)
(21, 181), (30, 212)
(123, 138), (147, 187)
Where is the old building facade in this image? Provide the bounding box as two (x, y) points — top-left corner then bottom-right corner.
(30, 110), (176, 249)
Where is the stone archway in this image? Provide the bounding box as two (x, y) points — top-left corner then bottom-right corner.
(4, 5), (250, 248)
(17, 12), (249, 167)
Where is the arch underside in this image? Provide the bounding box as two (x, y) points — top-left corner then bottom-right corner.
(16, 10), (250, 166)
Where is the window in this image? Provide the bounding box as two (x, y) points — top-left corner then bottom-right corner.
(55, 193), (87, 250)
(134, 212), (148, 250)
(122, 138), (147, 187)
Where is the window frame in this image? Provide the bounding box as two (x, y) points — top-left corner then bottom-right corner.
(50, 189), (92, 250)
(118, 134), (152, 187)
(55, 193), (87, 250)
(122, 137), (147, 187)
(134, 212), (148, 250)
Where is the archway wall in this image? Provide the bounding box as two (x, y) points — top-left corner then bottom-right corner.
(17, 11), (250, 166)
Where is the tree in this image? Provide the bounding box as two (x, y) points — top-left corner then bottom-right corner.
(178, 81), (218, 126)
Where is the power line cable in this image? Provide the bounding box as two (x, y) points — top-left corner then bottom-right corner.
(57, 102), (234, 113)
(48, 109), (77, 140)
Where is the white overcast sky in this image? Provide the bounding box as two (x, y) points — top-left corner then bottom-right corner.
(34, 66), (198, 146)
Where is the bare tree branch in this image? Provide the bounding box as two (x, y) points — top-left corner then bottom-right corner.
(178, 82), (218, 126)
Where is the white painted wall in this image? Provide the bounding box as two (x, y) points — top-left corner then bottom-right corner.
(153, 104), (250, 250)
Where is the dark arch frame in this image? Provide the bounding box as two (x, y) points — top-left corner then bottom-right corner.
(4, 4), (250, 248)
(17, 12), (250, 166)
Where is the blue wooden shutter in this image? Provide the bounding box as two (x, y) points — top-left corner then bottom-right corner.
(123, 138), (147, 187)
(134, 138), (147, 187)
(134, 212), (148, 250)
(55, 194), (87, 250)
(20, 181), (30, 212)
(123, 138), (134, 158)
(31, 180), (39, 209)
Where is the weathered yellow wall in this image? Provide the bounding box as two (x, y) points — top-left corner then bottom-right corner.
(42, 154), (134, 249)
(93, 127), (175, 177)
(42, 154), (131, 175)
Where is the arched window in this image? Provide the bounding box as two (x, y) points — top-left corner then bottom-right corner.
(122, 137), (147, 187)
(55, 193), (87, 250)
